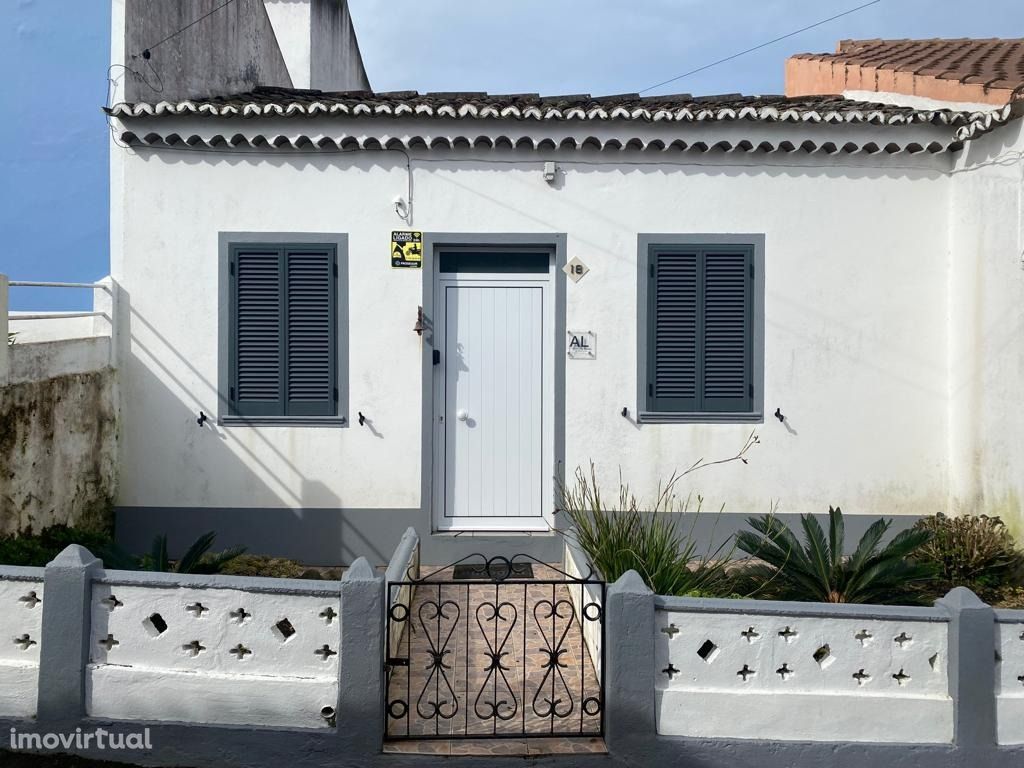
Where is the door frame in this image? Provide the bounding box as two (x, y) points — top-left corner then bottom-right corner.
(420, 234), (567, 535)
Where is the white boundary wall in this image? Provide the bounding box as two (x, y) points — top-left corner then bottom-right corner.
(655, 596), (953, 743)
(86, 572), (342, 729)
(996, 611), (1024, 745)
(0, 567), (45, 718)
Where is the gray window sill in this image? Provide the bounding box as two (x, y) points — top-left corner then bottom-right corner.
(639, 411), (764, 425)
(218, 416), (348, 428)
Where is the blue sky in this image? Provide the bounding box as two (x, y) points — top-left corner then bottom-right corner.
(3, 0), (1023, 309)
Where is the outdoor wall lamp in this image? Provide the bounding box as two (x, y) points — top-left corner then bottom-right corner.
(775, 408), (785, 422)
(196, 411), (208, 427)
(621, 407), (629, 419)
(413, 306), (425, 336)
(358, 412), (367, 427)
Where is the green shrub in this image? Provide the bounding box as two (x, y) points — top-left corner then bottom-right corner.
(220, 554), (307, 579)
(101, 531), (245, 575)
(557, 463), (735, 597)
(735, 507), (937, 604)
(0, 525), (113, 567)
(912, 513), (1022, 591)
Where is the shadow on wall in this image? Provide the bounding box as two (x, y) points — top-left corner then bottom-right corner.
(114, 291), (409, 567)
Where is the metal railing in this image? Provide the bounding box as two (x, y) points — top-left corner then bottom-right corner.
(2, 275), (120, 380)
(8, 280), (110, 321)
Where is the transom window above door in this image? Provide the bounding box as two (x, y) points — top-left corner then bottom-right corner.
(638, 235), (764, 424)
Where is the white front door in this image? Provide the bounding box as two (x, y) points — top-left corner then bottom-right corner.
(433, 270), (551, 531)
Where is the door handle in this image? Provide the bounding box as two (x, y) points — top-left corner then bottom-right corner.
(457, 409), (469, 422)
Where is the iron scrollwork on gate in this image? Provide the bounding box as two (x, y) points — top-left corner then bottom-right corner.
(385, 554), (605, 740)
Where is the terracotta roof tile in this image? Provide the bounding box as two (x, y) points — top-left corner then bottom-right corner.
(107, 87), (984, 125)
(792, 38), (1024, 97)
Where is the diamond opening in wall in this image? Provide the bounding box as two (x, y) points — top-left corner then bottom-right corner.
(697, 639), (719, 663)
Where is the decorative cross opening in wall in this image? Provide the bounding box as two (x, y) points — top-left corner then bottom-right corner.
(854, 629), (873, 646)
(13, 634), (36, 651)
(229, 608), (251, 624)
(314, 644), (338, 661)
(662, 663), (680, 680)
(274, 618), (297, 641)
(697, 639), (719, 663)
(776, 663), (794, 680)
(183, 640), (206, 657)
(101, 595), (123, 611)
(186, 602), (209, 618)
(737, 664), (756, 681)
(98, 634), (119, 651)
(852, 669), (871, 685)
(778, 626), (798, 642)
(19, 591), (41, 608)
(320, 606), (338, 625)
(230, 643), (252, 660)
(894, 632), (913, 648)
(740, 626), (760, 642)
(661, 623), (680, 639)
(892, 668), (911, 686)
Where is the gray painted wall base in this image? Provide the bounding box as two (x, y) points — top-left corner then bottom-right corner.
(115, 506), (923, 567)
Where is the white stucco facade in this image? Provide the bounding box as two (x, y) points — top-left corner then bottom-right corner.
(108, 118), (1000, 547)
(949, 118), (1024, 534)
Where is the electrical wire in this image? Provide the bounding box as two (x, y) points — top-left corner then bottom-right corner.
(137, 0), (240, 59)
(638, 0), (883, 94)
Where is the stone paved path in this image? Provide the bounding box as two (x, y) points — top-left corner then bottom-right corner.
(385, 564), (603, 746)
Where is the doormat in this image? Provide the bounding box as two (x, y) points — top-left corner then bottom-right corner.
(452, 562), (534, 581)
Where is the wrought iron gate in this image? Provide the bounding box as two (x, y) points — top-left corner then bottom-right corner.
(384, 554), (605, 741)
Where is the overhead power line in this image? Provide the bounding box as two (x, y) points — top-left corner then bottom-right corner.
(638, 0), (883, 95)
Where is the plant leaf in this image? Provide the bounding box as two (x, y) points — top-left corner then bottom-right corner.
(175, 531), (217, 574)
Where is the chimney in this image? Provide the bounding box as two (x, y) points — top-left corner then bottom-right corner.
(263, 0), (369, 91)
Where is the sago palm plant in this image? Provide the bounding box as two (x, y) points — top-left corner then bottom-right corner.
(100, 531), (244, 574)
(735, 507), (936, 604)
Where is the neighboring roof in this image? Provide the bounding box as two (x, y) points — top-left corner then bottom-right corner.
(787, 38), (1024, 106)
(107, 87), (991, 127)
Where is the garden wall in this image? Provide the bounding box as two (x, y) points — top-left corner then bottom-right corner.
(2, 535), (1024, 767)
(0, 367), (117, 535)
(1, 275), (119, 535)
(654, 595), (952, 742)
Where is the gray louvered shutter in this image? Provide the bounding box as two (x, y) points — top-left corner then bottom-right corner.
(701, 250), (753, 412)
(647, 251), (700, 412)
(230, 247), (286, 416)
(647, 246), (753, 414)
(284, 247), (337, 417)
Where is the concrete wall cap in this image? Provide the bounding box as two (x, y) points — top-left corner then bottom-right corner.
(609, 569), (653, 595)
(46, 544), (101, 569)
(342, 556), (378, 582)
(937, 586), (989, 610)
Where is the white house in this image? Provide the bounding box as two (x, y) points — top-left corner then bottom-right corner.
(104, 3), (1024, 564)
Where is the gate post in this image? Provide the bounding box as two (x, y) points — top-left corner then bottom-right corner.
(338, 557), (385, 753)
(604, 570), (656, 752)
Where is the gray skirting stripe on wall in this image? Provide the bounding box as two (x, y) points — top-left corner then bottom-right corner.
(114, 507), (924, 567)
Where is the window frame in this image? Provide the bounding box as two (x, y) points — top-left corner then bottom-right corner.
(637, 234), (765, 424)
(217, 232), (349, 427)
